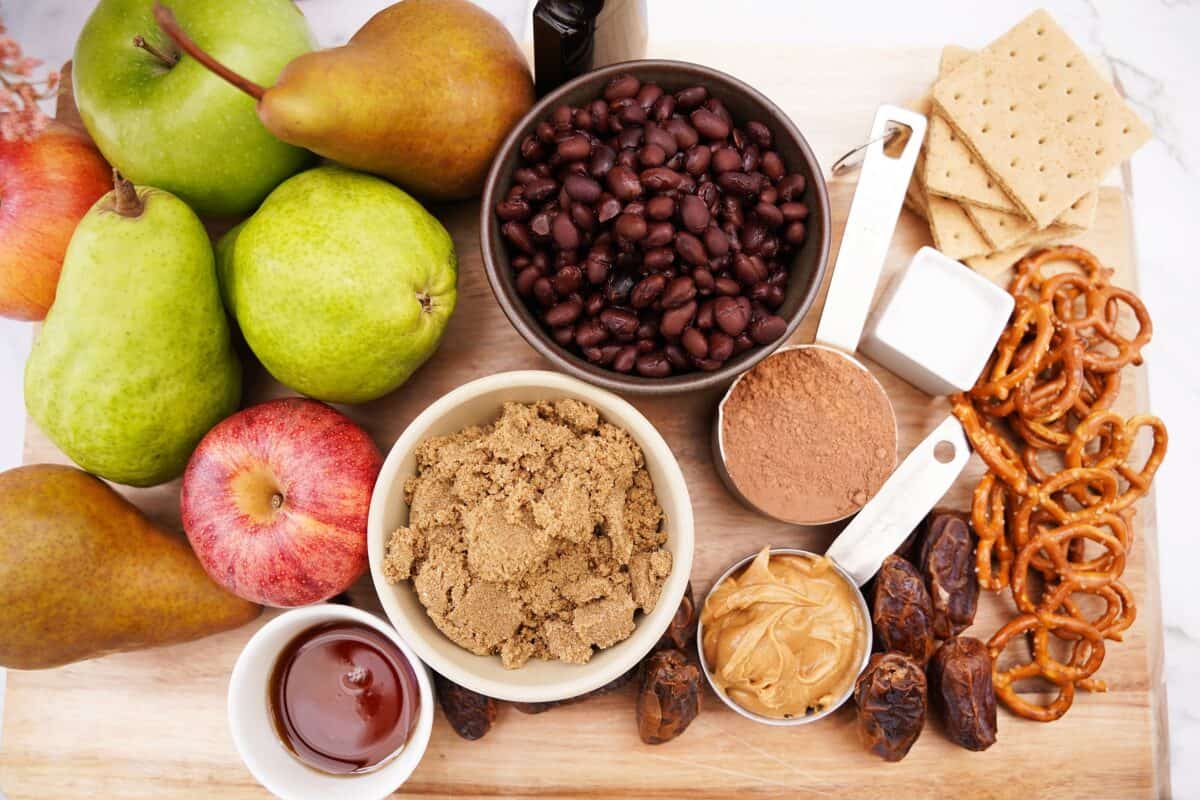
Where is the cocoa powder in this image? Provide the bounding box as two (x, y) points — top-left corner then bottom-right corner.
(720, 347), (897, 522)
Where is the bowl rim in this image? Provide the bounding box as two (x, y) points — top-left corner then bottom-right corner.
(480, 58), (832, 395)
(227, 604), (435, 800)
(366, 369), (696, 702)
(696, 547), (873, 727)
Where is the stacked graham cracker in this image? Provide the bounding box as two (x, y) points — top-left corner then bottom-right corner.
(905, 10), (1151, 274)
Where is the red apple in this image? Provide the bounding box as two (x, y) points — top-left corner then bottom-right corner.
(181, 398), (383, 607)
(0, 122), (111, 321)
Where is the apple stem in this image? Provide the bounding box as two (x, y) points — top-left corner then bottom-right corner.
(132, 35), (178, 67)
(270, 493), (284, 510)
(112, 170), (144, 218)
(152, 2), (266, 102)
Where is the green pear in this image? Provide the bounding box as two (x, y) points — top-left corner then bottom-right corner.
(220, 165), (457, 404)
(0, 464), (260, 670)
(74, 0), (316, 217)
(155, 0), (534, 200)
(25, 176), (241, 487)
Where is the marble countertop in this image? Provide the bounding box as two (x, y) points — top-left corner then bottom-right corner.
(1, 0), (1196, 795)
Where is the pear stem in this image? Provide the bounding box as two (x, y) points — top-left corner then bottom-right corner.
(132, 35), (178, 67)
(112, 170), (144, 218)
(152, 2), (266, 101)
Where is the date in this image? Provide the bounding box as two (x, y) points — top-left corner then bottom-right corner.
(655, 582), (697, 651)
(918, 513), (979, 638)
(636, 648), (701, 744)
(873, 554), (936, 664)
(928, 637), (997, 751)
(854, 652), (927, 762)
(435, 672), (497, 740)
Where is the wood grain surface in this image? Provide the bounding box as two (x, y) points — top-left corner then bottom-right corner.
(1, 45), (1168, 799)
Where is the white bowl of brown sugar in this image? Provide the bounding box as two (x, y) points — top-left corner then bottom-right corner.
(367, 370), (695, 703)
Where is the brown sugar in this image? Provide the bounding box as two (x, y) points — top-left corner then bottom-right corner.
(720, 347), (897, 522)
(382, 399), (670, 669)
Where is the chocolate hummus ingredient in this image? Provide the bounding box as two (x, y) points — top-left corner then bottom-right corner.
(720, 347), (897, 521)
(434, 673), (497, 740)
(637, 648), (702, 744)
(383, 399), (670, 669)
(700, 547), (866, 719)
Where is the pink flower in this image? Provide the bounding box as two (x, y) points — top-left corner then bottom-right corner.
(0, 15), (56, 141)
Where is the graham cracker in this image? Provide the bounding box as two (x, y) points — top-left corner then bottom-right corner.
(963, 226), (1069, 277)
(904, 94), (933, 221)
(932, 10), (1151, 228)
(926, 193), (991, 260)
(925, 44), (1101, 229)
(965, 190), (1096, 249)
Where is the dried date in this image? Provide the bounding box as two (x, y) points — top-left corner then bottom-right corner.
(928, 637), (997, 751)
(655, 582), (697, 651)
(435, 672), (497, 740)
(853, 652), (927, 762)
(918, 513), (979, 639)
(636, 648), (701, 744)
(873, 554), (936, 664)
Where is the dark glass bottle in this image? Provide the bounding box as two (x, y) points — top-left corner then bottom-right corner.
(533, 0), (647, 97)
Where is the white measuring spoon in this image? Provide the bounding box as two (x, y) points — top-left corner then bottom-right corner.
(716, 104), (929, 525)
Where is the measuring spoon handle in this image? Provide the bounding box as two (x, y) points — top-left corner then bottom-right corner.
(815, 105), (927, 353)
(826, 415), (969, 587)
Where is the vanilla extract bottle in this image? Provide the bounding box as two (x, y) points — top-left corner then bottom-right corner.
(533, 0), (648, 97)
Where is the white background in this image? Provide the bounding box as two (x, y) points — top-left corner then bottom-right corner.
(2, 0), (1198, 795)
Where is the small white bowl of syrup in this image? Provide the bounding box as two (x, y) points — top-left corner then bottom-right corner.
(228, 604), (433, 800)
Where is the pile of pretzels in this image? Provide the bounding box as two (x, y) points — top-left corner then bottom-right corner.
(950, 245), (1167, 723)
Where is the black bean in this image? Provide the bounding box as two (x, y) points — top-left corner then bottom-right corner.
(635, 351), (671, 377)
(643, 221), (675, 248)
(711, 147), (742, 174)
(646, 195), (675, 221)
(640, 167), (683, 192)
(659, 300), (697, 338)
(589, 145), (617, 178)
(681, 327), (708, 358)
(717, 171), (760, 197)
(599, 307), (639, 338)
(691, 108), (730, 140)
(746, 121), (773, 148)
(614, 213), (648, 242)
(777, 173), (807, 201)
(661, 276), (697, 309)
(604, 74), (640, 101)
(749, 314), (787, 343)
(545, 295), (583, 326)
(607, 165), (643, 201)
(630, 274), (667, 309)
(675, 86), (708, 109)
(643, 247), (676, 270)
(708, 331), (734, 362)
(679, 195), (711, 234)
(713, 295), (750, 336)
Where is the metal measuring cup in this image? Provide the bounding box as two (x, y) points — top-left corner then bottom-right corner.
(699, 415), (970, 726)
(714, 105), (927, 525)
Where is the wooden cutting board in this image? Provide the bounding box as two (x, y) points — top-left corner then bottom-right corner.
(2, 44), (1169, 798)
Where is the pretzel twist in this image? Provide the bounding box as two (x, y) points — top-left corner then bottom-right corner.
(956, 246), (1166, 723)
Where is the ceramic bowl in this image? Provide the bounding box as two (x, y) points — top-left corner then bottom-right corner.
(227, 604), (434, 800)
(366, 370), (695, 702)
(696, 547), (872, 726)
(481, 59), (831, 395)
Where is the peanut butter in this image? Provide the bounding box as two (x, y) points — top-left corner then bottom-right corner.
(701, 548), (867, 719)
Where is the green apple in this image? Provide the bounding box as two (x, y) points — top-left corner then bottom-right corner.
(220, 166), (458, 404)
(73, 0), (315, 217)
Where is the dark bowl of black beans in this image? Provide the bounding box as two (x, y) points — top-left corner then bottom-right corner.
(481, 59), (831, 394)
